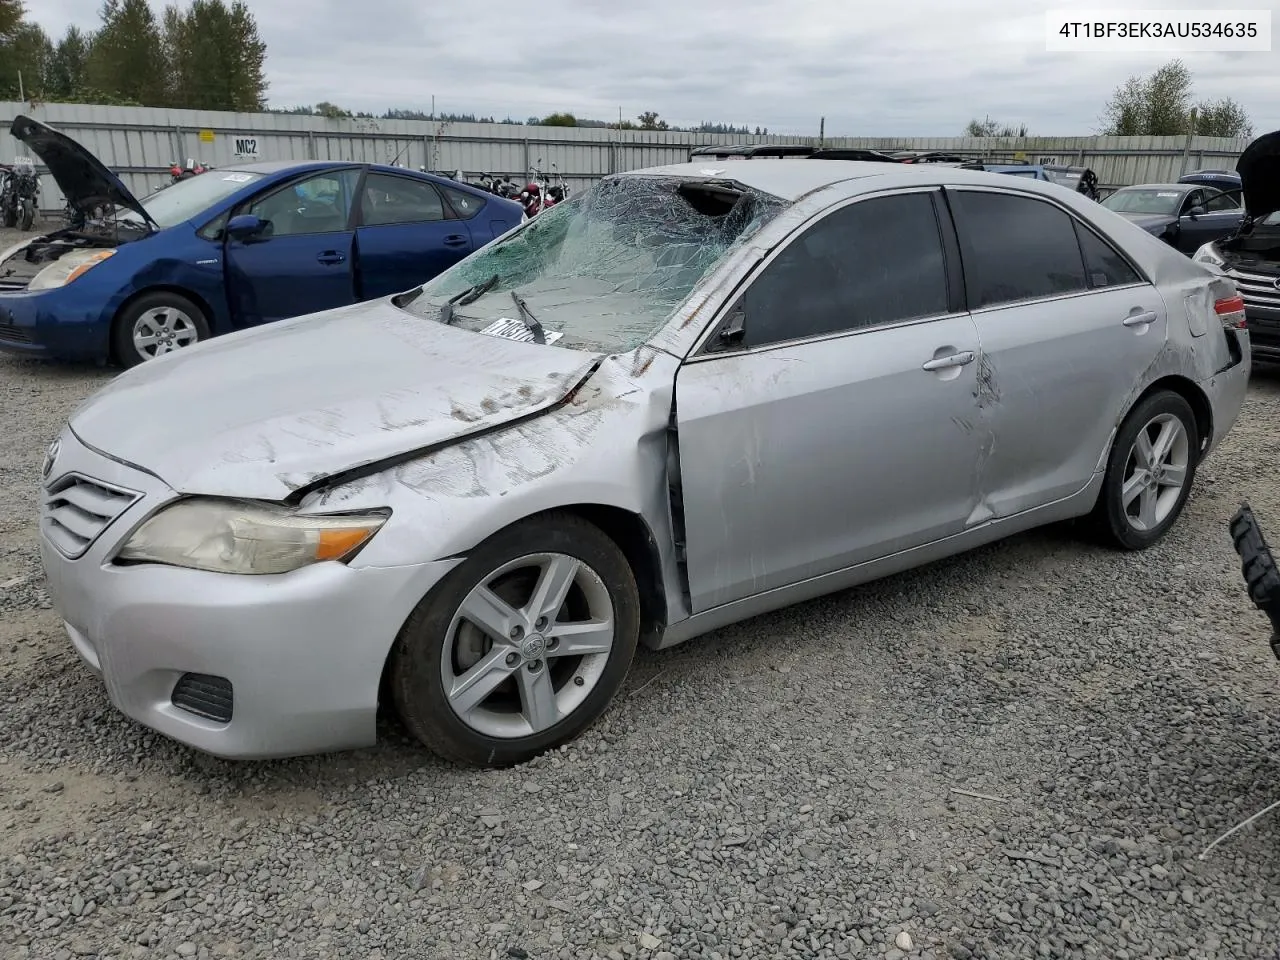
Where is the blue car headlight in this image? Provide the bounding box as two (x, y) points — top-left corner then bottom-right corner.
(29, 249), (116, 292)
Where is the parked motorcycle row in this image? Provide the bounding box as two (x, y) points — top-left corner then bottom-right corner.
(0, 156), (40, 231)
(422, 160), (571, 219)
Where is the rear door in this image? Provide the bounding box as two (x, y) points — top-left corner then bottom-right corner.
(945, 187), (1168, 519)
(224, 168), (360, 327)
(354, 172), (475, 300)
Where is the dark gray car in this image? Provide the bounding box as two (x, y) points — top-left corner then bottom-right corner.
(1101, 183), (1245, 254)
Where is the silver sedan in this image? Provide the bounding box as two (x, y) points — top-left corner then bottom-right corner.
(38, 159), (1251, 766)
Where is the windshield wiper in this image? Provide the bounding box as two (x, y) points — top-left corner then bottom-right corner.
(438, 274), (501, 325)
(510, 290), (547, 345)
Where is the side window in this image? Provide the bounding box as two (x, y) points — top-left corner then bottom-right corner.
(361, 173), (447, 226)
(1203, 190), (1240, 212)
(1073, 222), (1142, 289)
(440, 184), (485, 220)
(949, 191), (1087, 308)
(1181, 190), (1203, 215)
(739, 192), (949, 349)
(247, 169), (358, 237)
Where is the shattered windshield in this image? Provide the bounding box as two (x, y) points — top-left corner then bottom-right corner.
(403, 175), (786, 352)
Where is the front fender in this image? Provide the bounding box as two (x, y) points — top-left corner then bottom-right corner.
(304, 350), (683, 574)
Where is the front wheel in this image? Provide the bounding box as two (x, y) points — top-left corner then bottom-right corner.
(1091, 390), (1199, 550)
(390, 513), (641, 767)
(111, 291), (210, 368)
(18, 198), (34, 231)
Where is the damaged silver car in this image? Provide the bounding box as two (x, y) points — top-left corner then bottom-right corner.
(38, 159), (1251, 766)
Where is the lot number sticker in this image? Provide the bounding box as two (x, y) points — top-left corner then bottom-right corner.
(233, 136), (260, 159)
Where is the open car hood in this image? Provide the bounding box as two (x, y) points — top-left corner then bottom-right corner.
(9, 115), (156, 228)
(67, 299), (604, 501)
(1238, 130), (1280, 221)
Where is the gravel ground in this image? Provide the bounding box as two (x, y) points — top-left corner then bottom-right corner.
(3, 222), (1280, 959)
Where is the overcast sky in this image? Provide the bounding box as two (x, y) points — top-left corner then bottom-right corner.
(30, 0), (1280, 136)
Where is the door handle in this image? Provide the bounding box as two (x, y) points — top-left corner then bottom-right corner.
(1123, 310), (1158, 327)
(316, 251), (346, 265)
(442, 235), (469, 248)
(921, 351), (976, 372)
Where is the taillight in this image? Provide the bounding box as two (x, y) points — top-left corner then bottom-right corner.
(1214, 295), (1247, 328)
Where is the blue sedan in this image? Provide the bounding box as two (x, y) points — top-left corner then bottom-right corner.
(0, 115), (524, 366)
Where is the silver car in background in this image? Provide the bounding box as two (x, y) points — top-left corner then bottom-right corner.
(38, 160), (1251, 766)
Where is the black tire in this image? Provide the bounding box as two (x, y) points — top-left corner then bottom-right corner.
(390, 512), (640, 767)
(2, 203), (15, 229)
(1091, 390), (1199, 550)
(110, 291), (210, 368)
(18, 199), (34, 231)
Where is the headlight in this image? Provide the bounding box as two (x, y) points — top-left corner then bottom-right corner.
(29, 249), (116, 291)
(116, 499), (389, 575)
(1194, 243), (1226, 268)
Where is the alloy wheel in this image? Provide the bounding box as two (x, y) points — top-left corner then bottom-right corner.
(441, 552), (616, 738)
(132, 306), (200, 359)
(1121, 412), (1190, 532)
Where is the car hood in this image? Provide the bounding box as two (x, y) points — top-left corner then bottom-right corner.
(1238, 129), (1280, 220)
(68, 299), (604, 501)
(9, 114), (156, 228)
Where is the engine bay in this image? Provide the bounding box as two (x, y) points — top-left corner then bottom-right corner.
(0, 225), (126, 291)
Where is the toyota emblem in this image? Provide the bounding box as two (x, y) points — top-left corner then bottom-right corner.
(41, 437), (59, 481)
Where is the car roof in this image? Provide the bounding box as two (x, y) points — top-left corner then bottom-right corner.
(218, 160), (350, 176)
(621, 159), (1079, 202)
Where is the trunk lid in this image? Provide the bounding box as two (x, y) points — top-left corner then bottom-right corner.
(9, 115), (157, 229)
(68, 299), (604, 500)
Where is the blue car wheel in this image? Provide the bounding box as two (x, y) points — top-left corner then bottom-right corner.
(111, 291), (210, 368)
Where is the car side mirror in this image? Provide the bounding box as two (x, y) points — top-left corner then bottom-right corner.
(226, 213), (269, 241)
(1187, 205), (1206, 219)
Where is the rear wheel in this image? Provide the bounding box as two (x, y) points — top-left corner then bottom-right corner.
(390, 513), (640, 767)
(111, 291), (210, 368)
(2, 202), (15, 229)
(1091, 390), (1199, 550)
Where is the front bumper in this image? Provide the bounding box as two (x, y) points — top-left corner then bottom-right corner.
(37, 429), (455, 759)
(0, 288), (111, 361)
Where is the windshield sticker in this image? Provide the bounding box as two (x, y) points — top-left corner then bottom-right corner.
(222, 173), (254, 182)
(481, 317), (564, 345)
(1156, 192), (1179, 198)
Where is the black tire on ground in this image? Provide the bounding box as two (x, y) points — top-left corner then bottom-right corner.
(18, 199), (34, 231)
(110, 291), (211, 369)
(1091, 389), (1200, 551)
(390, 512), (641, 768)
(2, 203), (15, 228)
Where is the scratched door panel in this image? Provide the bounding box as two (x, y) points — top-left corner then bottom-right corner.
(673, 315), (984, 615)
(967, 287), (1167, 521)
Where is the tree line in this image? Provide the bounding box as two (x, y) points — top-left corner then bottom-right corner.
(277, 104), (764, 135)
(0, 0), (267, 111)
(964, 60), (1252, 140)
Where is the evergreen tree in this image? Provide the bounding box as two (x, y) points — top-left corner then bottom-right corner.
(85, 0), (166, 106)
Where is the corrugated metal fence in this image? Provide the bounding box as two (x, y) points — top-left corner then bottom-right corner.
(0, 100), (1250, 214)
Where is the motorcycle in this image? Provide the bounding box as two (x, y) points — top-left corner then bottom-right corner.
(1, 157), (40, 231)
(517, 161), (570, 218)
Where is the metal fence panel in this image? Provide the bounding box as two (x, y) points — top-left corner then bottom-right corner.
(0, 100), (1251, 213)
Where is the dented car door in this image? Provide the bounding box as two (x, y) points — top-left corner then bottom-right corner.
(673, 189), (984, 614)
(945, 187), (1168, 520)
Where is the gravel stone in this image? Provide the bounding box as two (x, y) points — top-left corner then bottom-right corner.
(2, 272), (1280, 959)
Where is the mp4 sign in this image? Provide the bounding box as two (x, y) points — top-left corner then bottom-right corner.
(233, 136), (260, 159)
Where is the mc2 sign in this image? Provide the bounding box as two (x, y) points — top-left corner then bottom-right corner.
(233, 136), (260, 160)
